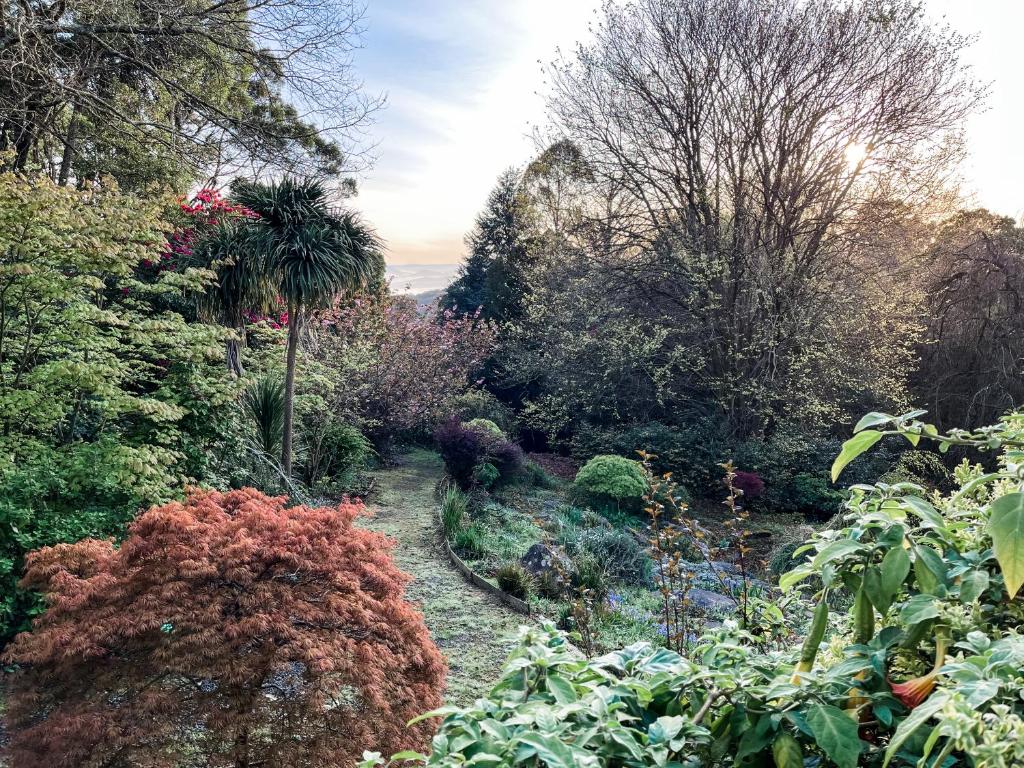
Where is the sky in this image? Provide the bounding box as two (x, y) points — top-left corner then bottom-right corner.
(354, 0), (1024, 277)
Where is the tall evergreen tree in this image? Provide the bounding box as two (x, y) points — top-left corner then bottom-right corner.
(443, 169), (536, 323)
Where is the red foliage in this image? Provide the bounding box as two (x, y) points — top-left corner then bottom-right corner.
(732, 470), (765, 499)
(2, 488), (446, 768)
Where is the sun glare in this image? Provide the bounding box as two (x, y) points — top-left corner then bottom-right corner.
(845, 141), (869, 168)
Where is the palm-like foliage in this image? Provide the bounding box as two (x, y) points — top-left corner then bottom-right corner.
(189, 220), (276, 374)
(231, 177), (384, 476)
(243, 375), (285, 457)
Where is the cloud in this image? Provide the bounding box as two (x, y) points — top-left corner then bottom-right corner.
(354, 0), (1024, 267)
(353, 0), (601, 265)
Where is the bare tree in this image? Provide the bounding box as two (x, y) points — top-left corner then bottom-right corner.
(914, 210), (1024, 429)
(0, 0), (382, 186)
(542, 0), (984, 435)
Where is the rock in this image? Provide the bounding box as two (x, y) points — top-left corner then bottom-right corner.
(684, 588), (738, 615)
(709, 560), (741, 575)
(520, 543), (573, 588)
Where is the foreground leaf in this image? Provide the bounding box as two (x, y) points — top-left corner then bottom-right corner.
(989, 493), (1024, 598)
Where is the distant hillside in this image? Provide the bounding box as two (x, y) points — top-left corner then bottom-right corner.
(386, 263), (459, 295)
(412, 288), (445, 308)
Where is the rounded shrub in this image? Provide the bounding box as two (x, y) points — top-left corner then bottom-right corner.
(464, 418), (505, 439)
(573, 455), (649, 509)
(2, 488), (445, 768)
(571, 528), (653, 586)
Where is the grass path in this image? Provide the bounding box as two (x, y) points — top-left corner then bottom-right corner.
(360, 450), (527, 705)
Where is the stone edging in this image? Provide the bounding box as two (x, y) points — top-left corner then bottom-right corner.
(436, 500), (531, 616)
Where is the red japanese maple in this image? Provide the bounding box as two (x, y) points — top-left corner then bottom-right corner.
(2, 488), (446, 768)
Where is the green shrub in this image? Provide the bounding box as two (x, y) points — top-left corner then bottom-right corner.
(573, 454), (648, 510)
(464, 418), (505, 438)
(523, 461), (558, 489)
(774, 472), (844, 519)
(570, 528), (652, 586)
(495, 561), (533, 599)
(440, 486), (468, 539)
(881, 450), (952, 489)
(572, 552), (610, 604)
(452, 389), (516, 434)
(452, 523), (486, 560)
(302, 420), (374, 490)
(472, 461), (500, 489)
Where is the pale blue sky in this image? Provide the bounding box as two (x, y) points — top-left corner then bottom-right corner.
(354, 0), (1024, 266)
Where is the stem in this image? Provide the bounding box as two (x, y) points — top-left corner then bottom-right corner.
(281, 299), (300, 477)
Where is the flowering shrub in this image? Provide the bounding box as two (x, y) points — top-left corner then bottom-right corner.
(309, 291), (495, 449)
(3, 488), (446, 768)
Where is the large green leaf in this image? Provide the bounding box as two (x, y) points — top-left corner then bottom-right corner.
(959, 569), (990, 604)
(807, 704), (862, 768)
(988, 492), (1024, 598)
(881, 546), (911, 596)
(854, 412), (895, 433)
(832, 430), (883, 482)
(811, 540), (864, 569)
(772, 731), (803, 768)
(913, 546), (947, 596)
(883, 692), (950, 767)
(899, 594), (939, 626)
(862, 566), (893, 614)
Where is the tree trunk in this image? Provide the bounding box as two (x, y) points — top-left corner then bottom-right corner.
(58, 104), (80, 186)
(281, 301), (300, 477)
(226, 324), (244, 376)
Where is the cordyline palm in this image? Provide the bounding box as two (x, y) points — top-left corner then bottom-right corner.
(232, 178), (384, 477)
(190, 220), (276, 375)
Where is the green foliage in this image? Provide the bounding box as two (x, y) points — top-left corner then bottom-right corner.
(571, 552), (610, 604)
(568, 528), (653, 586)
(0, 173), (239, 644)
(777, 473), (845, 518)
(452, 523), (487, 560)
(574, 454), (649, 507)
(300, 418), (373, 490)
(451, 389), (516, 434)
(881, 451), (952, 490)
(369, 410), (1024, 768)
(472, 462), (500, 490)
(244, 375), (285, 456)
(464, 418), (505, 438)
(523, 461), (558, 489)
(495, 561), (534, 599)
(440, 486), (469, 540)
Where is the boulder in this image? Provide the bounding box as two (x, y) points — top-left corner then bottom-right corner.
(684, 588), (738, 615)
(520, 543), (573, 590)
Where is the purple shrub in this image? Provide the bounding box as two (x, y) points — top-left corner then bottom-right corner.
(732, 470), (765, 499)
(435, 418), (486, 488)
